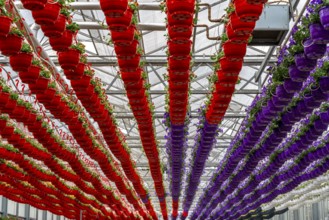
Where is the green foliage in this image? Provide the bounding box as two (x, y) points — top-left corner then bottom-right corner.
(211, 51), (224, 62)
(292, 25), (310, 43)
(9, 92), (18, 100)
(9, 27), (23, 37)
(248, 35), (253, 44)
(60, 7), (71, 17)
(137, 46), (143, 55)
(0, 0), (5, 8)
(225, 3), (235, 14)
(281, 55), (295, 67)
(48, 81), (56, 89)
(40, 70), (51, 79)
(21, 43), (33, 53)
(66, 22), (80, 32)
(32, 58), (42, 67)
(128, 2), (138, 11)
(24, 101), (33, 110)
(131, 14), (138, 25)
(320, 103), (329, 112)
(312, 61), (329, 80)
(80, 55), (87, 64)
(208, 74), (218, 84)
(159, 2), (166, 12)
(221, 33), (228, 43)
(288, 43), (304, 55)
(84, 69), (94, 76)
(0, 0), (10, 17)
(272, 65), (289, 83)
(2, 85), (10, 93)
(17, 98), (25, 106)
(70, 42), (85, 54)
(134, 31), (141, 41)
(36, 115), (42, 121)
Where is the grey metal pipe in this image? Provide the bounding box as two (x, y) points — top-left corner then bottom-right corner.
(195, 24), (221, 40)
(114, 113), (246, 119)
(76, 21), (167, 31)
(197, 3), (225, 23)
(15, 1), (161, 10)
(0, 57), (278, 66)
(107, 89), (260, 95)
(125, 136), (233, 140)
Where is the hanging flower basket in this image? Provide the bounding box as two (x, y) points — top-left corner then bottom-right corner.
(106, 9), (133, 32)
(21, 0), (47, 11)
(294, 53), (317, 71)
(64, 63), (85, 80)
(1, 126), (14, 138)
(303, 38), (326, 59)
(100, 0), (128, 18)
(29, 77), (49, 93)
(234, 0), (263, 22)
(206, 106), (226, 117)
(216, 70), (239, 82)
(168, 40), (192, 56)
(32, 2), (61, 25)
(309, 23), (329, 44)
(12, 106), (26, 119)
(215, 82), (236, 94)
(169, 80), (189, 91)
(49, 30), (74, 52)
(111, 26), (135, 46)
(230, 13), (256, 35)
(283, 79), (302, 93)
(9, 53), (33, 72)
(19, 65), (41, 84)
(71, 75), (91, 88)
(222, 40), (247, 61)
(0, 16), (12, 37)
(58, 49), (80, 70)
(121, 68), (142, 81)
(167, 0), (195, 21)
(114, 40), (138, 57)
(0, 35), (23, 56)
(168, 56), (191, 71)
(127, 89), (145, 98)
(246, 0), (268, 5)
(220, 57), (243, 73)
(124, 79), (144, 90)
(167, 14), (193, 27)
(319, 76), (329, 94)
(288, 64), (310, 82)
(40, 14), (66, 38)
(226, 23), (250, 44)
(320, 6), (329, 30)
(169, 70), (189, 81)
(168, 25), (193, 39)
(117, 54), (140, 72)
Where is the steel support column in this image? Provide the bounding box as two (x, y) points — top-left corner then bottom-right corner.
(25, 204), (30, 220)
(1, 197), (7, 217)
(107, 89), (259, 95)
(255, 46), (276, 82)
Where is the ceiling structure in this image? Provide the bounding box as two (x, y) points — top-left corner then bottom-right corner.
(0, 0), (309, 217)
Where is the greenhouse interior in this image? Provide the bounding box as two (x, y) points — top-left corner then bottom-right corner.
(2, 0), (329, 219)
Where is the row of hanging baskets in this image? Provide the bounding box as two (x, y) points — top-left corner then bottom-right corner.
(99, 0), (166, 219)
(0, 1), (150, 217)
(205, 0), (266, 125)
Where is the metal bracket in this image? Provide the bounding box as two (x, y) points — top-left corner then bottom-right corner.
(197, 3), (226, 23)
(194, 24), (221, 41)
